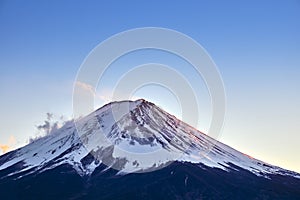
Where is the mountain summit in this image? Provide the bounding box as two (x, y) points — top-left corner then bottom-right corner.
(0, 99), (299, 199)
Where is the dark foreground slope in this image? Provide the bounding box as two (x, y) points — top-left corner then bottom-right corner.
(1, 161), (299, 200)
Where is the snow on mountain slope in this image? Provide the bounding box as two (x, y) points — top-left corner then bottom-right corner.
(0, 99), (299, 179)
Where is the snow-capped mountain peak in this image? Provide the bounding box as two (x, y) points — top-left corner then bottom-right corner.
(0, 99), (299, 179)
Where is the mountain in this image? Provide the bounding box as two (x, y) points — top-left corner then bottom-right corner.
(0, 99), (299, 199)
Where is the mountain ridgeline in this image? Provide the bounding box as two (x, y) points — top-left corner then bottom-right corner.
(0, 99), (299, 199)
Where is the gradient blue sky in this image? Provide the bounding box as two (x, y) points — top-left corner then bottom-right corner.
(0, 0), (299, 172)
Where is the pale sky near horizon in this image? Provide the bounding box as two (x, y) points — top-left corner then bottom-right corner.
(0, 0), (299, 173)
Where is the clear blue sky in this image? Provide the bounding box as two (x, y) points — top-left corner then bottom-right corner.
(0, 0), (299, 172)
